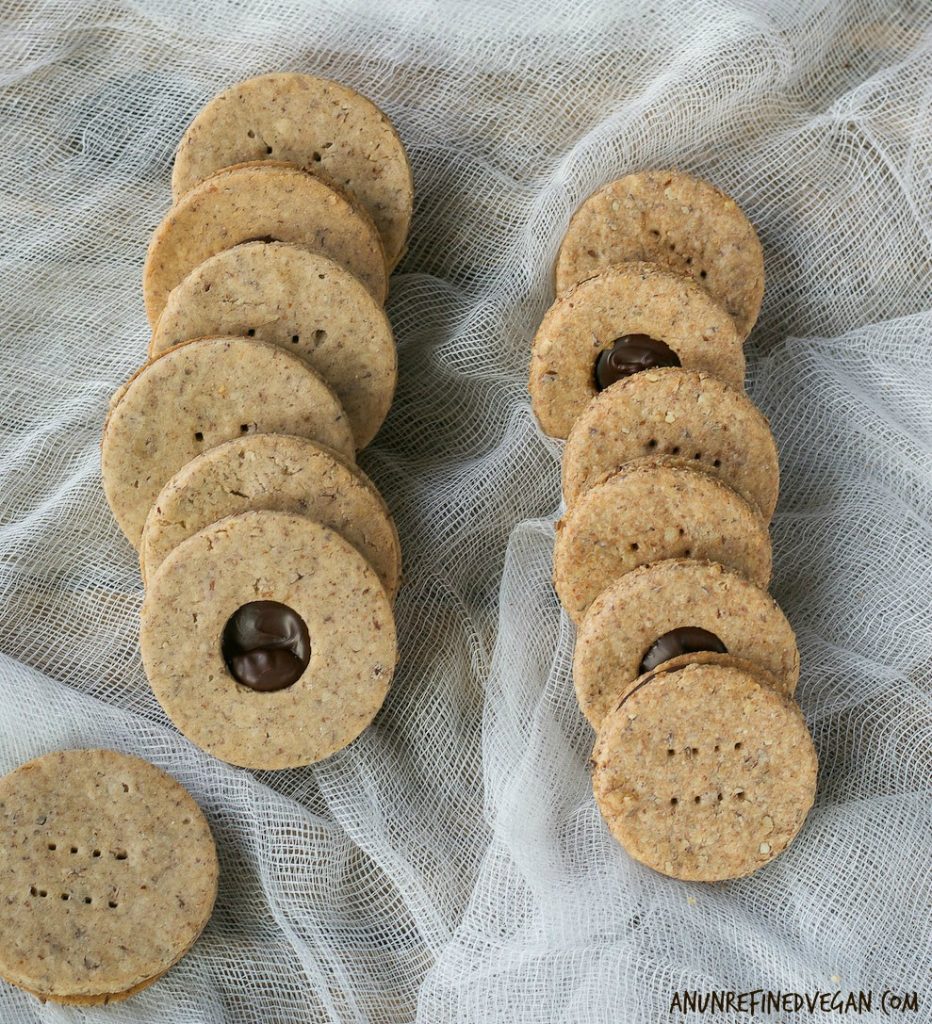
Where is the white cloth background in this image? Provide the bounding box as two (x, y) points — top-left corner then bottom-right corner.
(0, 0), (930, 1021)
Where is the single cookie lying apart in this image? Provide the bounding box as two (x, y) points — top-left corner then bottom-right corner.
(171, 72), (413, 270)
(529, 261), (744, 438)
(101, 336), (354, 547)
(150, 242), (397, 450)
(591, 657), (817, 881)
(555, 169), (765, 339)
(143, 163), (387, 325)
(0, 749), (217, 1004)
(562, 367), (779, 519)
(141, 510), (397, 769)
(140, 433), (401, 600)
(553, 458), (772, 622)
(573, 559), (799, 727)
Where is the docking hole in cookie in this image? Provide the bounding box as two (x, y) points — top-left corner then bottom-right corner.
(221, 601), (311, 692)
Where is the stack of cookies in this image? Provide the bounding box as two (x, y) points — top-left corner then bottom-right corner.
(101, 73), (412, 771)
(529, 171), (817, 882)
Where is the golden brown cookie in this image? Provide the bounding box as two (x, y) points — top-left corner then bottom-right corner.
(143, 163), (387, 326)
(555, 170), (764, 339)
(553, 458), (772, 622)
(591, 659), (817, 881)
(562, 367), (779, 519)
(0, 749), (217, 1004)
(101, 336), (354, 547)
(529, 262), (745, 438)
(140, 433), (401, 600)
(150, 242), (396, 450)
(172, 73), (413, 269)
(574, 559), (799, 727)
(140, 510), (397, 770)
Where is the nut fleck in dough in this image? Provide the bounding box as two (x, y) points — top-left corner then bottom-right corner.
(101, 336), (354, 547)
(574, 559), (799, 727)
(151, 242), (396, 450)
(0, 749), (217, 1004)
(172, 73), (413, 270)
(563, 367), (779, 518)
(555, 170), (764, 339)
(553, 458), (772, 623)
(592, 660), (817, 881)
(529, 262), (744, 439)
(140, 433), (401, 600)
(143, 163), (387, 325)
(141, 511), (397, 770)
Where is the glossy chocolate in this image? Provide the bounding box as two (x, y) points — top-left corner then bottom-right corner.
(594, 334), (681, 391)
(639, 626), (727, 674)
(221, 601), (310, 692)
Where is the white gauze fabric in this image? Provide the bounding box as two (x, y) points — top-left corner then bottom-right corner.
(0, 0), (930, 1021)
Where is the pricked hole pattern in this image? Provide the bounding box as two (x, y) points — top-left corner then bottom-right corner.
(240, 424), (250, 433)
(246, 129), (255, 139)
(246, 328), (256, 337)
(314, 329), (326, 343)
(312, 151), (321, 162)
(647, 438), (657, 449)
(629, 542), (639, 551)
(699, 269), (708, 279)
(108, 900), (119, 909)
(194, 431), (204, 442)
(47, 843), (55, 851)
(291, 334), (300, 343)
(712, 458), (722, 468)
(113, 850), (128, 861)
(668, 790), (744, 808)
(265, 145), (273, 154)
(669, 446), (680, 454)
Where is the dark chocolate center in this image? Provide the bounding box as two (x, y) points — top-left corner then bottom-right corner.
(639, 627), (727, 674)
(594, 334), (681, 391)
(221, 601), (310, 692)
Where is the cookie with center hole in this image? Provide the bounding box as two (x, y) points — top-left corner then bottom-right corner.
(172, 73), (413, 270)
(574, 559), (799, 727)
(143, 163), (387, 326)
(553, 457), (771, 623)
(555, 170), (764, 339)
(140, 433), (401, 600)
(0, 749), (217, 1004)
(529, 261), (744, 439)
(562, 367), (779, 518)
(591, 658), (817, 881)
(140, 510), (396, 770)
(150, 242), (396, 450)
(101, 336), (354, 547)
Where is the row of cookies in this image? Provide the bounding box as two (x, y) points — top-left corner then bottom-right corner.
(529, 171), (817, 881)
(102, 74), (412, 774)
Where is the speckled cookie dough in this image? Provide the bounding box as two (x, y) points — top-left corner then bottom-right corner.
(0, 749), (217, 1004)
(172, 73), (413, 270)
(140, 433), (401, 600)
(101, 336), (355, 547)
(529, 261), (745, 438)
(140, 510), (397, 770)
(555, 170), (764, 339)
(574, 559), (799, 727)
(150, 242), (396, 450)
(562, 367), (779, 519)
(143, 163), (387, 325)
(552, 458), (772, 623)
(591, 659), (817, 881)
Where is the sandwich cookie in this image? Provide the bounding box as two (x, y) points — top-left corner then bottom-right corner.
(553, 458), (772, 623)
(574, 559), (799, 727)
(101, 336), (354, 547)
(140, 510), (396, 770)
(562, 367), (779, 519)
(529, 262), (744, 438)
(591, 658), (817, 881)
(150, 242), (396, 450)
(140, 433), (401, 600)
(172, 72), (413, 269)
(0, 749), (217, 1004)
(555, 170), (764, 339)
(143, 163), (387, 325)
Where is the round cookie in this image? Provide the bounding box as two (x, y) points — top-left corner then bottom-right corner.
(140, 433), (401, 600)
(529, 262), (745, 438)
(101, 336), (354, 547)
(574, 559), (799, 727)
(143, 163), (387, 326)
(562, 367), (779, 519)
(0, 749), (217, 1004)
(591, 659), (817, 881)
(141, 510), (397, 770)
(149, 242), (396, 450)
(553, 458), (772, 623)
(172, 73), (413, 269)
(555, 170), (764, 339)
